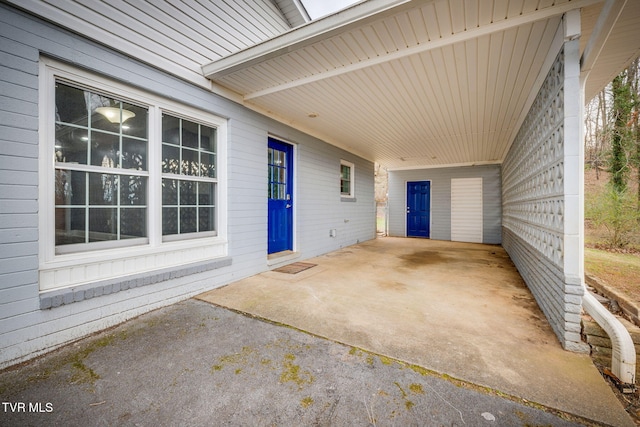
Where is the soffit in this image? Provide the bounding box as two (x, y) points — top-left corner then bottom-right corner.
(204, 0), (634, 169)
(9, 0), (638, 169)
(272, 0), (311, 26)
(583, 0), (640, 102)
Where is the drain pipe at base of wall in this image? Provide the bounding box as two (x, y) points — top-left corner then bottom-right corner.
(582, 290), (637, 392)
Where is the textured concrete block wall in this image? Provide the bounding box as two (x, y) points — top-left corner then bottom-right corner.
(502, 39), (586, 352)
(503, 228), (584, 350)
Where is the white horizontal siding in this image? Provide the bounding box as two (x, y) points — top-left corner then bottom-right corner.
(5, 0), (292, 89)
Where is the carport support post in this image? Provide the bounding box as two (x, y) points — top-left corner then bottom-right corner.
(573, 6), (637, 385)
(561, 10), (586, 352)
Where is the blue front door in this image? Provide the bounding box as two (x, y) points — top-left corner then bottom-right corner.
(268, 138), (293, 254)
(407, 181), (430, 238)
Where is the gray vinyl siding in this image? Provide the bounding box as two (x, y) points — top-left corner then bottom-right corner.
(296, 141), (375, 257)
(0, 3), (374, 367)
(387, 165), (501, 244)
(4, 0), (292, 89)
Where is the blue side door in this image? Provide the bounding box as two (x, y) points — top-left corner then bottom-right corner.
(407, 181), (430, 238)
(268, 138), (293, 254)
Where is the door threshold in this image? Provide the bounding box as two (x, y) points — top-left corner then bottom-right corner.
(267, 250), (300, 266)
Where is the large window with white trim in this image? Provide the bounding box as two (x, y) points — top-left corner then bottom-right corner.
(54, 82), (150, 252)
(40, 59), (227, 291)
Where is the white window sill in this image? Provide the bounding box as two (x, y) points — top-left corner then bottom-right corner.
(40, 256), (232, 309)
(39, 237), (228, 292)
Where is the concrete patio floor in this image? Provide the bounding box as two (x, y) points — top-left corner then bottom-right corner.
(197, 237), (634, 427)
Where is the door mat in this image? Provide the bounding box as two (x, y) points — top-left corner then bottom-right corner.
(272, 262), (317, 274)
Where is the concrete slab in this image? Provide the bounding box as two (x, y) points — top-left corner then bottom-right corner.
(197, 237), (634, 427)
(0, 300), (589, 426)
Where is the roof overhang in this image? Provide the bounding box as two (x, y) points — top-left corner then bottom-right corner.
(203, 0), (640, 169)
(581, 0), (640, 101)
(203, 0), (413, 78)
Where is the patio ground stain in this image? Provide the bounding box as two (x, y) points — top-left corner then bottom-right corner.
(399, 250), (446, 266)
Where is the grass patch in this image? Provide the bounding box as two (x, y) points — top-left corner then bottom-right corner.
(25, 333), (117, 390)
(70, 360), (100, 385)
(585, 248), (640, 303)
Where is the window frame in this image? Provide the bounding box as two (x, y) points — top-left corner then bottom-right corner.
(52, 81), (151, 254)
(160, 112), (218, 241)
(39, 58), (227, 292)
(340, 160), (355, 198)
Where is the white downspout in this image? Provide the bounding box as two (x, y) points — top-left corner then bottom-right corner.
(582, 291), (636, 386)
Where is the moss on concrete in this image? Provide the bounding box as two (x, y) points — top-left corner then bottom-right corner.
(280, 353), (314, 389)
(300, 396), (314, 408)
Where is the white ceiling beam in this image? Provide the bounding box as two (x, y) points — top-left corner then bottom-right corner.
(201, 0), (412, 78)
(388, 160), (502, 172)
(242, 0), (602, 100)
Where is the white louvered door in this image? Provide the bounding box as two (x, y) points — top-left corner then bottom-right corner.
(451, 178), (483, 243)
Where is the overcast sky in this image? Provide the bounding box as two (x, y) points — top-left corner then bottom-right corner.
(301, 0), (361, 19)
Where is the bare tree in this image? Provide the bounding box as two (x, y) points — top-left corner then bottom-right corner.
(585, 88), (610, 180)
(629, 58), (640, 213)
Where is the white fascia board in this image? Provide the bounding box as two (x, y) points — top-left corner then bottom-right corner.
(201, 0), (411, 78)
(291, 0), (312, 23)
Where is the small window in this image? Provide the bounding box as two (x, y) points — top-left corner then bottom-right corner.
(340, 160), (354, 198)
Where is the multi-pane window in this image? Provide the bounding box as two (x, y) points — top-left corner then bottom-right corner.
(41, 60), (227, 292)
(54, 82), (149, 252)
(52, 78), (220, 254)
(268, 147), (287, 200)
(162, 115), (217, 237)
(340, 160), (354, 197)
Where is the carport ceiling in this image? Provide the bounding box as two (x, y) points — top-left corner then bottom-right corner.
(204, 0), (640, 170)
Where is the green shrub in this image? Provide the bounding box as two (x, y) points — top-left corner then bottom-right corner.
(586, 185), (640, 248)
